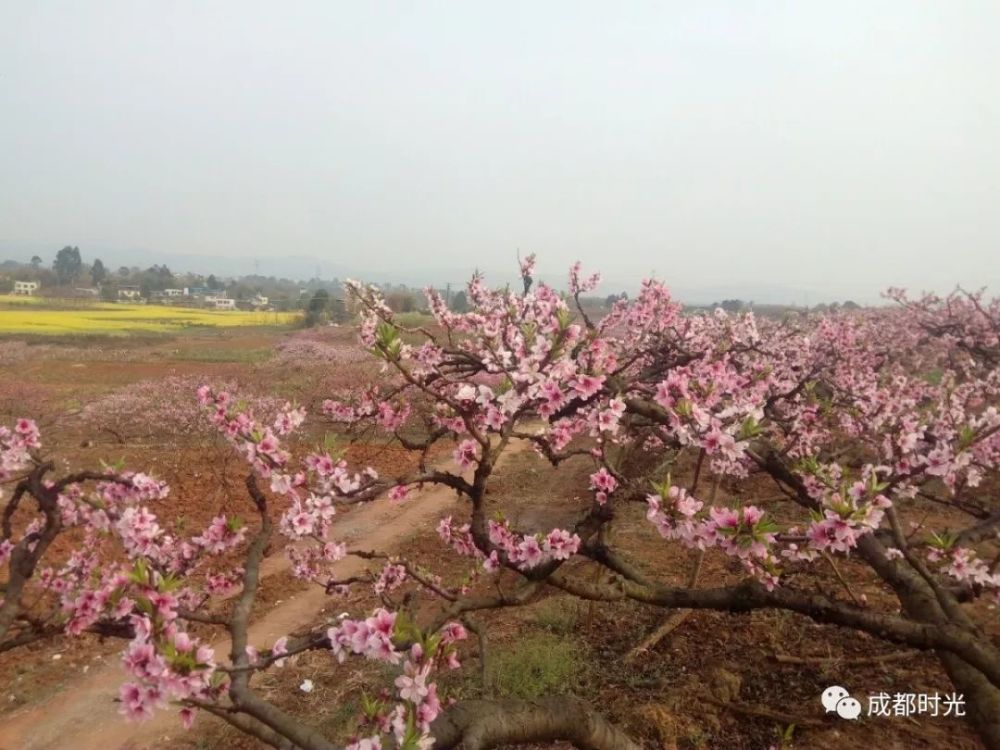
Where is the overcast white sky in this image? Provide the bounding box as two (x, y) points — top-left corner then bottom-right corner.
(1, 2), (998, 302)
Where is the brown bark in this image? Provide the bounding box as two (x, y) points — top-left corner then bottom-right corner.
(854, 536), (1000, 750)
(431, 696), (641, 750)
(938, 652), (1000, 750)
(225, 475), (339, 750)
(548, 570), (1000, 689)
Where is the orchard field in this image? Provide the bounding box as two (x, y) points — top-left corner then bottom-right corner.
(1, 262), (998, 750)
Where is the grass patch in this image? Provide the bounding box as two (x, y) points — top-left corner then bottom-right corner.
(168, 348), (273, 363)
(532, 597), (581, 634)
(316, 698), (361, 737)
(487, 632), (585, 700)
(0, 332), (172, 347)
(394, 312), (435, 328)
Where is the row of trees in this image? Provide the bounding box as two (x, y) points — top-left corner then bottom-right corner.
(17, 247), (176, 293)
(303, 288), (349, 326)
(13, 248), (620, 319)
(8, 248), (348, 310)
(704, 298), (863, 314)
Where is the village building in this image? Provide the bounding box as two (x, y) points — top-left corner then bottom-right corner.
(117, 286), (142, 300)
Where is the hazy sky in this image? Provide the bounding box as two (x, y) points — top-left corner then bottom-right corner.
(1, 2), (998, 302)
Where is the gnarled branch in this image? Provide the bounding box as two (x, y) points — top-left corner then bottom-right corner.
(431, 696), (641, 750)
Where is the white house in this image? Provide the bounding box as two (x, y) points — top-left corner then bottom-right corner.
(118, 286), (142, 300)
(163, 288), (184, 297)
(13, 281), (39, 296)
(214, 298), (236, 310)
(250, 294), (269, 308)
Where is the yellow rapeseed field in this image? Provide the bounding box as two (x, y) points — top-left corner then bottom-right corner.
(0, 295), (299, 335)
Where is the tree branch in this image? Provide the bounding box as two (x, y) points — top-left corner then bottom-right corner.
(431, 696), (641, 750)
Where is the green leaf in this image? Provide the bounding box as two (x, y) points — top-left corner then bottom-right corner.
(958, 425), (976, 450)
(648, 474), (672, 499)
(159, 573), (183, 592)
(392, 611), (422, 644)
(755, 517), (779, 535)
(797, 455), (820, 475)
(927, 530), (956, 550)
(738, 416), (761, 440)
(360, 690), (381, 718)
(128, 559), (149, 585)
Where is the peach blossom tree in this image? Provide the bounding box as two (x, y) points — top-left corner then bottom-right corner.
(2, 258), (999, 748)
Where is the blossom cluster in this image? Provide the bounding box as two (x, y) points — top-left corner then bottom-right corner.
(196, 385), (382, 584)
(0, 417), (40, 495)
(328, 609), (467, 750)
(119, 614), (219, 724)
(487, 519), (581, 570)
(646, 486), (781, 589)
(80, 376), (285, 440)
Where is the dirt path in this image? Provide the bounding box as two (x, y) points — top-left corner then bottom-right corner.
(0, 442), (528, 750)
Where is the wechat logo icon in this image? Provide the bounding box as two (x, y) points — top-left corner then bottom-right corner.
(821, 686), (862, 720)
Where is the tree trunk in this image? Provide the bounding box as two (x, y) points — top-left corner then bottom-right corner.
(857, 537), (1000, 749)
(938, 652), (1000, 750)
(431, 696), (641, 750)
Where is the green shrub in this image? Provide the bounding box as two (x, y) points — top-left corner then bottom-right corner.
(487, 632), (584, 699)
